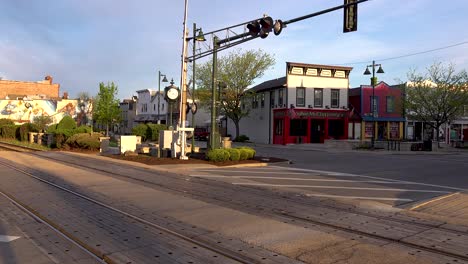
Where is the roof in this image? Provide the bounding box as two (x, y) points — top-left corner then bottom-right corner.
(247, 77), (286, 93)
(287, 62), (353, 71)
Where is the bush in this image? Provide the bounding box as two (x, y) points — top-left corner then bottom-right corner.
(57, 115), (77, 130)
(0, 125), (18, 139)
(206, 149), (230, 162)
(0, 119), (14, 126)
(65, 133), (101, 150)
(233, 135), (249, 142)
(19, 123), (39, 141)
(132, 124), (148, 141)
(147, 124), (167, 141)
(226, 148), (240, 161)
(46, 124), (58, 133)
(237, 148), (249, 160)
(33, 115), (53, 132)
(74, 125), (92, 134)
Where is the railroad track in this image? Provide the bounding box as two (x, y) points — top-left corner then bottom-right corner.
(0, 158), (292, 264)
(2, 146), (468, 263)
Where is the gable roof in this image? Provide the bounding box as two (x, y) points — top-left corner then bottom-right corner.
(247, 77), (287, 93)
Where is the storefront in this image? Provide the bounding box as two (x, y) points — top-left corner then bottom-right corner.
(273, 108), (349, 144)
(360, 117), (405, 141)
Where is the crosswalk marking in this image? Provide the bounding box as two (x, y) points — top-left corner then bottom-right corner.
(0, 235), (20, 242)
(304, 193), (413, 202)
(231, 182), (451, 193)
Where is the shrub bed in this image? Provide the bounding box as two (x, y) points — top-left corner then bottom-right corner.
(64, 133), (101, 150)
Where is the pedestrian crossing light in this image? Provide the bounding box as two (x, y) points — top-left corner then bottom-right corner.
(343, 0), (358, 33)
(247, 16), (284, 38)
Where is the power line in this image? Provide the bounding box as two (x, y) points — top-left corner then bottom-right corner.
(338, 40), (468, 65)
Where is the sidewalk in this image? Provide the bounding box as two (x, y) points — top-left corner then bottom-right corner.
(233, 141), (468, 155)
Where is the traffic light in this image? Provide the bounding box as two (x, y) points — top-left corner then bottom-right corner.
(343, 0), (358, 33)
(247, 16), (284, 38)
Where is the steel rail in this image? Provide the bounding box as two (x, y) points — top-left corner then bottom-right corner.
(3, 147), (468, 262)
(0, 189), (108, 264)
(0, 159), (257, 264)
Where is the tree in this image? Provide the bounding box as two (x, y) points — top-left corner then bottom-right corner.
(195, 49), (275, 138)
(403, 62), (468, 147)
(33, 115), (53, 132)
(93, 82), (121, 136)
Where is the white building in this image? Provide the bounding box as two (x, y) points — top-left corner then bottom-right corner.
(227, 62), (353, 144)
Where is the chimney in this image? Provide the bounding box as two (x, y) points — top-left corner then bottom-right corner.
(63, 92), (69, 99)
(45, 75), (53, 84)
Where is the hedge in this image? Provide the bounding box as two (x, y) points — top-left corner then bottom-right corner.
(226, 148), (240, 161)
(206, 149), (230, 162)
(0, 125), (18, 139)
(19, 123), (39, 141)
(57, 115), (77, 130)
(65, 133), (101, 150)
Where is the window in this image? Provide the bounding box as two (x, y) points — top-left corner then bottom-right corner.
(252, 95), (258, 109)
(279, 89), (284, 107)
(270, 91), (275, 108)
(290, 119), (307, 136)
(153, 104), (156, 111)
(260, 93), (265, 108)
(386, 96), (395, 113)
(370, 96), (378, 114)
(129, 103), (133, 110)
(331, 89), (340, 108)
(314, 89), (323, 107)
(296, 87), (305, 107)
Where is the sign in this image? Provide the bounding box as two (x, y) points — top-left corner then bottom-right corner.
(274, 110), (346, 119)
(365, 122), (374, 138)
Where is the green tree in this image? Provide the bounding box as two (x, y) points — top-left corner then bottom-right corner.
(33, 115), (53, 132)
(403, 62), (468, 147)
(93, 82), (121, 136)
(195, 49), (275, 138)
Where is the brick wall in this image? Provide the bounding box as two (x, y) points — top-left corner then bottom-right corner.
(0, 76), (60, 99)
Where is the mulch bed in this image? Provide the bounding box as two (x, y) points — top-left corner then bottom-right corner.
(101, 152), (288, 167)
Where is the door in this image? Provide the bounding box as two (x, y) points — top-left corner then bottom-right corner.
(310, 119), (324, 143)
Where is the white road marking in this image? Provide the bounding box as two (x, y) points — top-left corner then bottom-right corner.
(0, 235), (20, 242)
(232, 183), (451, 193)
(189, 174), (397, 184)
(305, 193), (413, 202)
(267, 166), (467, 191)
(196, 170), (308, 175)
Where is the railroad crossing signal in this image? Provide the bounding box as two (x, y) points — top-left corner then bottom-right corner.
(343, 0), (358, 33)
(247, 16), (284, 38)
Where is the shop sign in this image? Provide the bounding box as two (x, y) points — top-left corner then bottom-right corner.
(274, 110), (346, 118)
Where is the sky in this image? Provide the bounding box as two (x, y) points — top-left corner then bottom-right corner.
(1, 0), (467, 99)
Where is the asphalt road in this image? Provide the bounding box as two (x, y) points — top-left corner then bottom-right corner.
(192, 144), (468, 207)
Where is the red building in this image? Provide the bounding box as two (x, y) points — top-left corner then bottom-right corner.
(227, 62), (353, 144)
(349, 82), (404, 140)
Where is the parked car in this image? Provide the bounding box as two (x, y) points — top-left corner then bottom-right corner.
(194, 127), (209, 141)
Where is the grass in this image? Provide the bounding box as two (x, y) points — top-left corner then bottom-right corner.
(0, 139), (51, 151)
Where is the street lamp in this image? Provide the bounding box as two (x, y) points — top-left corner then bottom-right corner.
(363, 60), (384, 148)
(157, 71), (168, 124)
(190, 23), (206, 153)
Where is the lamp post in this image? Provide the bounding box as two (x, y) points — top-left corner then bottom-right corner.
(157, 71), (168, 124)
(191, 23), (206, 153)
(363, 60), (384, 149)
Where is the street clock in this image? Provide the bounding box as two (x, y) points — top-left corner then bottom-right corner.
(164, 82), (180, 102)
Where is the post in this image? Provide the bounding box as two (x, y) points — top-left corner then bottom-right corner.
(371, 60), (375, 149)
(210, 36), (219, 150)
(169, 102), (173, 128)
(158, 71), (161, 124)
(191, 23), (197, 153)
(178, 0), (189, 159)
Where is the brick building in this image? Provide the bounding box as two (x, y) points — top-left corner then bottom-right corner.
(0, 75), (60, 99)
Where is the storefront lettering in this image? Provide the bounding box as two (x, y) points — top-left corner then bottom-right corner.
(274, 110), (346, 118)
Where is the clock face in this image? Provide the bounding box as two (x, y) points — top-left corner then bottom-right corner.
(167, 88), (179, 100)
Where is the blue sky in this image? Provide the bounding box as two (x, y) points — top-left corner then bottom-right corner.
(1, 0), (467, 99)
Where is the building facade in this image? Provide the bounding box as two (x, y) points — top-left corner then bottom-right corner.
(227, 62), (352, 144)
(0, 75), (92, 126)
(119, 97), (138, 134)
(348, 82), (405, 140)
(0, 75), (60, 99)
